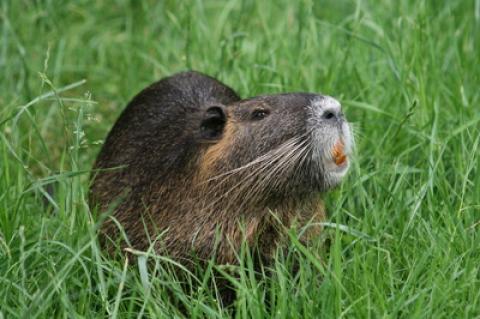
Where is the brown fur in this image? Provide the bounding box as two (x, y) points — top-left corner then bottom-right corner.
(90, 71), (349, 270)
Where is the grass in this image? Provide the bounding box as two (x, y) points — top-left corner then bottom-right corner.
(1, 0), (479, 317)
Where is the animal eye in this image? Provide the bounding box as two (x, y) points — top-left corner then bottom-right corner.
(251, 109), (270, 120)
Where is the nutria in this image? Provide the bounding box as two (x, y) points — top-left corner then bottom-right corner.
(90, 71), (353, 266)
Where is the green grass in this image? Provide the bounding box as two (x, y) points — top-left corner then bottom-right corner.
(1, 0), (479, 317)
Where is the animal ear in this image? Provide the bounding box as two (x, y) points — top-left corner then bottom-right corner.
(200, 105), (226, 140)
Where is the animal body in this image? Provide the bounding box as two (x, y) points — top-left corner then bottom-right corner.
(90, 71), (353, 266)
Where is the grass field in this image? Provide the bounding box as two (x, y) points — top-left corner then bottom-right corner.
(1, 0), (479, 317)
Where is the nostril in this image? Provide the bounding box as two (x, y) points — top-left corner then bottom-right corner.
(323, 111), (336, 120)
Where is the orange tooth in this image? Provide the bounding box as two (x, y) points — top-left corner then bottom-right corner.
(332, 140), (347, 166)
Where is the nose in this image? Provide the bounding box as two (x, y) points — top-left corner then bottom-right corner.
(319, 96), (342, 121)
(322, 109), (340, 120)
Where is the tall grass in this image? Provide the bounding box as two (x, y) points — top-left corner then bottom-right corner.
(1, 0), (479, 317)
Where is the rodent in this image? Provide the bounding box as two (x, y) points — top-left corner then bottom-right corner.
(89, 71), (353, 266)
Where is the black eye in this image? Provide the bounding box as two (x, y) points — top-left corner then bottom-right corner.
(251, 109), (270, 120)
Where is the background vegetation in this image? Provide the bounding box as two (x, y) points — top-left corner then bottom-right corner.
(1, 0), (479, 317)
